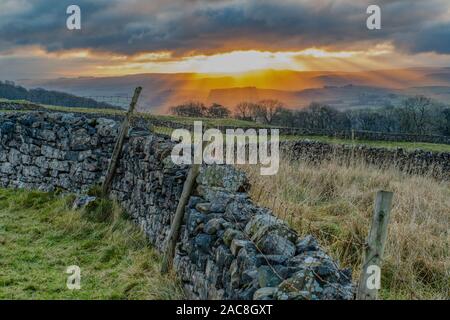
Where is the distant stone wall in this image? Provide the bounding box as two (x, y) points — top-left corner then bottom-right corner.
(276, 128), (450, 145)
(0, 111), (354, 300)
(280, 140), (450, 180)
(339, 130), (450, 145)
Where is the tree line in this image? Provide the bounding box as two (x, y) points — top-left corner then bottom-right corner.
(0, 81), (122, 110)
(170, 96), (450, 136)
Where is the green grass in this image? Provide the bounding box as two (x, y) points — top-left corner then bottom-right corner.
(0, 188), (183, 300)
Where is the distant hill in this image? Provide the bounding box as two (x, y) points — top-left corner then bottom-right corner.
(207, 87), (299, 107)
(0, 81), (123, 110)
(208, 85), (407, 110)
(18, 67), (450, 112)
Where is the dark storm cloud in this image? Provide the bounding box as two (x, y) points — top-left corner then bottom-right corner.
(0, 0), (449, 55)
(397, 23), (450, 54)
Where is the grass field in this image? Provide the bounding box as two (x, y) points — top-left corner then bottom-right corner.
(0, 189), (183, 300)
(242, 158), (450, 300)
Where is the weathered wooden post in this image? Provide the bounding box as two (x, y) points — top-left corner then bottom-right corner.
(161, 162), (201, 274)
(161, 139), (210, 274)
(101, 86), (142, 196)
(357, 190), (393, 300)
(351, 129), (355, 165)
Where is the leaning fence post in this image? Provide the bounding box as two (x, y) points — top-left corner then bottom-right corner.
(357, 190), (393, 300)
(161, 162), (201, 274)
(351, 129), (355, 165)
(101, 86), (142, 196)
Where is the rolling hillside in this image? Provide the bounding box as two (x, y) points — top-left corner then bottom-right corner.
(0, 82), (122, 110)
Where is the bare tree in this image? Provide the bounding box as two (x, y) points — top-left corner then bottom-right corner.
(257, 99), (284, 124)
(442, 108), (450, 136)
(305, 102), (338, 130)
(170, 101), (207, 117)
(235, 102), (255, 120)
(207, 103), (230, 118)
(398, 96), (433, 134)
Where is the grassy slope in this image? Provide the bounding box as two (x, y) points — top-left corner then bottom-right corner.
(0, 189), (183, 300)
(242, 159), (450, 300)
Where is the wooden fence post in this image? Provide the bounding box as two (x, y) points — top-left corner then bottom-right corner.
(101, 86), (142, 196)
(161, 162), (201, 274)
(351, 129), (355, 164)
(357, 190), (393, 300)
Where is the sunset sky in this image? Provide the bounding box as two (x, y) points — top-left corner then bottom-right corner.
(1, 0), (450, 80)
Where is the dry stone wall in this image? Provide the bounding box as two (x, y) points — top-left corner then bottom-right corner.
(0, 111), (354, 300)
(0, 112), (118, 191)
(172, 165), (353, 300)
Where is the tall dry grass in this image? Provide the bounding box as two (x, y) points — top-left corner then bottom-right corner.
(242, 158), (449, 299)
